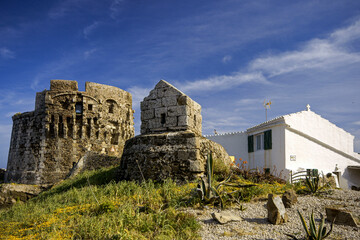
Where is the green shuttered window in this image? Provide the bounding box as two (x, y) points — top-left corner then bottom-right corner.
(264, 130), (272, 150)
(248, 135), (254, 152)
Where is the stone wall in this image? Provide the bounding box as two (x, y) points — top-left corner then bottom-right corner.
(6, 80), (134, 185)
(141, 80), (202, 136)
(119, 131), (232, 183)
(0, 169), (5, 183)
(67, 151), (121, 178)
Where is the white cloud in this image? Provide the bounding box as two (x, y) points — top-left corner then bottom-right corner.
(0, 47), (15, 59)
(353, 121), (360, 126)
(179, 72), (269, 93)
(249, 20), (360, 78)
(83, 22), (100, 39)
(222, 55), (232, 63)
(127, 86), (151, 109)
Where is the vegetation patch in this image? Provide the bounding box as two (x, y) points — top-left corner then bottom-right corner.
(0, 167), (200, 239)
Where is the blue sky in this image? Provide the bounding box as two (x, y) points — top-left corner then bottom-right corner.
(1, 0), (360, 168)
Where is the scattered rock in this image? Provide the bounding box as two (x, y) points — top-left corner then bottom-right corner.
(267, 194), (288, 224)
(282, 189), (298, 208)
(211, 211), (242, 224)
(326, 207), (358, 227)
(0, 184), (44, 208)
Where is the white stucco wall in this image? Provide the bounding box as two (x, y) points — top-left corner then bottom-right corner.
(247, 124), (286, 177)
(285, 127), (360, 188)
(206, 132), (248, 164)
(284, 110), (355, 154)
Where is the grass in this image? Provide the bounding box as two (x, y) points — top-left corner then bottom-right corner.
(0, 163), (298, 239)
(0, 167), (200, 240)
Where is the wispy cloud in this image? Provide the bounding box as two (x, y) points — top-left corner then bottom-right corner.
(84, 48), (97, 59)
(353, 121), (360, 126)
(0, 47), (15, 59)
(83, 21), (100, 39)
(249, 20), (360, 78)
(48, 0), (89, 19)
(127, 86), (150, 109)
(179, 72), (269, 93)
(109, 0), (125, 19)
(222, 55), (232, 63)
(176, 18), (360, 94)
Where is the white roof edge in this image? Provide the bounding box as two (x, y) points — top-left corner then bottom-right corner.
(204, 131), (246, 137)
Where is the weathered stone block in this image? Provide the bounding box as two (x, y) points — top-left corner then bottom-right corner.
(168, 106), (187, 117)
(267, 194), (288, 224)
(326, 207), (358, 227)
(188, 160), (204, 172)
(50, 80), (78, 91)
(141, 109), (155, 120)
(282, 189), (297, 208)
(155, 107), (168, 118)
(177, 115), (188, 126)
(161, 97), (177, 107)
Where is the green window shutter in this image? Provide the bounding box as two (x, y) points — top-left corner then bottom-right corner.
(248, 135), (254, 152)
(264, 130), (272, 150)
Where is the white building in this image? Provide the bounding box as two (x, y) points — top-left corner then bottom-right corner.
(206, 105), (360, 189)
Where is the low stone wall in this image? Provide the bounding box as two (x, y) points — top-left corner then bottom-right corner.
(67, 151), (121, 178)
(0, 184), (44, 208)
(119, 131), (232, 183)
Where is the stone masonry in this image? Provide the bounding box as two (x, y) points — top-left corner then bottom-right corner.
(120, 80), (231, 182)
(6, 80), (134, 185)
(141, 80), (202, 136)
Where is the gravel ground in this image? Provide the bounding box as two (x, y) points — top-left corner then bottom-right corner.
(184, 189), (360, 240)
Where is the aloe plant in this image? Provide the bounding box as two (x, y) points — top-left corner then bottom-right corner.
(286, 210), (334, 240)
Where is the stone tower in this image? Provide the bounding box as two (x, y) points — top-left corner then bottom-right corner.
(141, 80), (202, 135)
(120, 80), (231, 183)
(6, 80), (134, 185)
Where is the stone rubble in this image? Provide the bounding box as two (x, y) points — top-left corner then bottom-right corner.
(183, 189), (360, 240)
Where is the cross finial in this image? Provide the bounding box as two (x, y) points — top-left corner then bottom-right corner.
(306, 104), (311, 111)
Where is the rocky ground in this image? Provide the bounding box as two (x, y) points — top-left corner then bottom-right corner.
(184, 189), (360, 240)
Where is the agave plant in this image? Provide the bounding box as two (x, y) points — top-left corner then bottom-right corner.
(305, 175), (320, 194)
(196, 152), (255, 209)
(286, 210), (334, 240)
(197, 152), (225, 208)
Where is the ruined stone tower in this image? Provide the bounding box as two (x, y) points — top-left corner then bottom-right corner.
(120, 80), (231, 182)
(6, 80), (134, 185)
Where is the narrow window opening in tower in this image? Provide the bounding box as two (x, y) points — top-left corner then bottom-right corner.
(194, 115), (197, 126)
(109, 103), (114, 113)
(49, 115), (55, 138)
(104, 132), (107, 142)
(67, 117), (73, 138)
(161, 113), (166, 124)
(58, 116), (64, 138)
(88, 104), (93, 111)
(86, 118), (91, 138)
(111, 132), (119, 145)
(96, 131), (99, 139)
(75, 102), (83, 114)
(76, 115), (82, 139)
